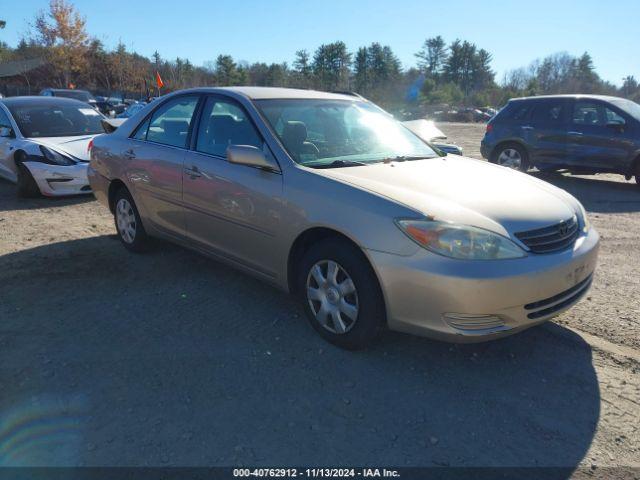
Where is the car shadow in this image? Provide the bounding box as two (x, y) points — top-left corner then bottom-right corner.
(531, 172), (640, 213)
(0, 236), (599, 475)
(0, 177), (95, 212)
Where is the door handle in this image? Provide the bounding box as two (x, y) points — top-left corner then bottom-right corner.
(568, 131), (583, 136)
(184, 166), (202, 178)
(521, 125), (534, 131)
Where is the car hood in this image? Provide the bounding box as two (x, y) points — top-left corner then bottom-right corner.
(31, 135), (97, 161)
(314, 155), (579, 237)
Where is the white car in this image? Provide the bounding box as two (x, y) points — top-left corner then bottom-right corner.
(0, 96), (106, 197)
(402, 119), (464, 155)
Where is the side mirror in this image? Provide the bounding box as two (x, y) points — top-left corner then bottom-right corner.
(0, 126), (14, 138)
(227, 145), (279, 172)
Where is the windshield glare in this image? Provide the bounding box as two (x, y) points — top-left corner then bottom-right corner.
(256, 99), (437, 166)
(9, 104), (105, 138)
(611, 98), (640, 122)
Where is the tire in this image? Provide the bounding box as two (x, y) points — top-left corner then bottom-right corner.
(634, 162), (640, 187)
(491, 143), (529, 172)
(15, 154), (41, 198)
(297, 238), (386, 350)
(113, 187), (150, 252)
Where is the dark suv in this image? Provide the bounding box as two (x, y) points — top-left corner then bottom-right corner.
(481, 95), (640, 186)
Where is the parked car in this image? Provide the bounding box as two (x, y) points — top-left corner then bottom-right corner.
(402, 119), (464, 155)
(0, 96), (106, 196)
(117, 102), (146, 118)
(481, 94), (640, 185)
(89, 87), (599, 349)
(40, 88), (97, 108)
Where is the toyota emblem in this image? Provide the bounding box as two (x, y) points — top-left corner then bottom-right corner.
(558, 222), (569, 236)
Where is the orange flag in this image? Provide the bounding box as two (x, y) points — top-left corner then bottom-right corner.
(155, 71), (164, 89)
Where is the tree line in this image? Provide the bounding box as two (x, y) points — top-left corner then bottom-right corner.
(1, 0), (639, 112)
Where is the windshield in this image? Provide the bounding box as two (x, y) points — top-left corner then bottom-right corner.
(54, 90), (94, 102)
(8, 103), (105, 138)
(256, 99), (437, 166)
(610, 98), (640, 122)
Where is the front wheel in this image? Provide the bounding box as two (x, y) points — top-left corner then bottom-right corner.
(492, 144), (529, 172)
(297, 238), (385, 350)
(113, 187), (150, 252)
(16, 156), (41, 198)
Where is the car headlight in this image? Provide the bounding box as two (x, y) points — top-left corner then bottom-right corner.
(39, 146), (75, 166)
(576, 202), (590, 233)
(396, 219), (526, 260)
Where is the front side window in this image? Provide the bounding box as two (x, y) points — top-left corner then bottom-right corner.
(141, 95), (199, 148)
(573, 101), (603, 126)
(256, 99), (437, 166)
(195, 97), (263, 157)
(0, 108), (11, 128)
(572, 101), (626, 127)
(7, 102), (105, 138)
(605, 107), (625, 125)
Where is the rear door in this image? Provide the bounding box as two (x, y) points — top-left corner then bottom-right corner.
(125, 94), (200, 237)
(527, 98), (571, 168)
(182, 95), (283, 278)
(566, 99), (634, 172)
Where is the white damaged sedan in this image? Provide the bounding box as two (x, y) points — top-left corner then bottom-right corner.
(0, 96), (106, 197)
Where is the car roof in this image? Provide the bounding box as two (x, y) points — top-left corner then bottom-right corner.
(0, 96), (92, 108)
(42, 88), (92, 93)
(175, 86), (360, 101)
(511, 94), (623, 103)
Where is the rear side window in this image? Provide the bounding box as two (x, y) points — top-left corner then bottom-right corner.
(531, 100), (567, 125)
(137, 95), (199, 148)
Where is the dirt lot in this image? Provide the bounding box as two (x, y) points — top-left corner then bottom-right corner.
(0, 123), (638, 473)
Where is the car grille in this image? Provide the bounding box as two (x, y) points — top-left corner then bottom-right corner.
(524, 273), (593, 319)
(514, 216), (579, 253)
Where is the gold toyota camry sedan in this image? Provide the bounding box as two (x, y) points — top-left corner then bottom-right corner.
(88, 87), (599, 349)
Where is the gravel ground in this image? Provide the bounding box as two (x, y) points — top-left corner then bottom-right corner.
(0, 123), (638, 473)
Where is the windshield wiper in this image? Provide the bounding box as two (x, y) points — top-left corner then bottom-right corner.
(379, 155), (436, 163)
(311, 160), (368, 169)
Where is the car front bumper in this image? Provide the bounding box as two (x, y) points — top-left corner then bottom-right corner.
(367, 227), (600, 343)
(24, 161), (92, 196)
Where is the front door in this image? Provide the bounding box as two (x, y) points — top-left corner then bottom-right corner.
(182, 95), (284, 278)
(566, 100), (634, 173)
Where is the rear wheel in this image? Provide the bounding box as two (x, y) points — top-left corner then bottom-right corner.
(113, 187), (150, 252)
(297, 238), (385, 350)
(492, 143), (529, 172)
(15, 153), (41, 198)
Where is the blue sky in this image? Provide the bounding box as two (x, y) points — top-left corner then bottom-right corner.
(2, 0), (638, 85)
